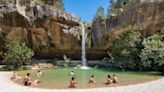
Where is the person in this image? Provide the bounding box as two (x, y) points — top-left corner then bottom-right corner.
(106, 75), (113, 85)
(10, 71), (17, 80)
(69, 71), (75, 76)
(112, 74), (118, 83)
(32, 80), (40, 86)
(36, 70), (42, 77)
(23, 73), (32, 86)
(69, 77), (77, 88)
(89, 75), (96, 84)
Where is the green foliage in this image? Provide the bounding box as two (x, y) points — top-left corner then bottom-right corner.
(63, 55), (70, 67)
(4, 37), (34, 69)
(159, 22), (164, 27)
(51, 58), (59, 66)
(109, 25), (143, 70)
(117, 0), (124, 8)
(0, 32), (6, 59)
(107, 0), (128, 17)
(140, 34), (164, 71)
(41, 0), (65, 10)
(107, 0), (117, 17)
(94, 6), (105, 21)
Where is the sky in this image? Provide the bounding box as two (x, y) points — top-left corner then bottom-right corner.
(63, 0), (109, 22)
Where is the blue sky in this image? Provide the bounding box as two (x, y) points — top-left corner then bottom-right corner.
(63, 0), (109, 22)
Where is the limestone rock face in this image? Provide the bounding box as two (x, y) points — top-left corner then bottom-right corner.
(0, 0), (81, 59)
(92, 0), (164, 47)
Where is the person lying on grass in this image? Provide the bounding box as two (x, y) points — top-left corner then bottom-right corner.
(69, 77), (77, 88)
(89, 75), (96, 84)
(105, 75), (113, 85)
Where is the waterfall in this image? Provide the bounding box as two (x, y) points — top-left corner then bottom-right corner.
(80, 22), (90, 69)
(81, 22), (86, 66)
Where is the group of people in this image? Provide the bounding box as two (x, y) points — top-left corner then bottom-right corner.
(69, 71), (119, 88)
(11, 70), (42, 86)
(11, 70), (118, 88)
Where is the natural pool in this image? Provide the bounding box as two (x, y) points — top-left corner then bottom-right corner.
(15, 67), (161, 89)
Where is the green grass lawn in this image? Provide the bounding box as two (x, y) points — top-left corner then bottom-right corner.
(16, 67), (162, 89)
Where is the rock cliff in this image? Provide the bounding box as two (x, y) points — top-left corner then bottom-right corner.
(92, 0), (164, 47)
(0, 0), (82, 59)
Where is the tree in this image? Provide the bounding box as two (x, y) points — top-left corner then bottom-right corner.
(140, 34), (164, 71)
(4, 37), (34, 69)
(107, 0), (116, 17)
(54, 0), (65, 10)
(94, 6), (105, 21)
(117, 0), (124, 8)
(109, 25), (143, 70)
(42, 0), (65, 10)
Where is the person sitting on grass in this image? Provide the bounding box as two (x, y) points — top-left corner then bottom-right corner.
(36, 70), (42, 77)
(69, 71), (75, 76)
(69, 77), (77, 88)
(89, 75), (96, 84)
(112, 74), (118, 83)
(106, 75), (113, 85)
(23, 73), (32, 86)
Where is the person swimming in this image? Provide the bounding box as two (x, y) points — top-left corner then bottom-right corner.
(69, 77), (77, 88)
(89, 75), (96, 84)
(36, 70), (42, 77)
(69, 71), (75, 76)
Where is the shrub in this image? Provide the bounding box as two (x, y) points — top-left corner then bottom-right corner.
(140, 34), (164, 72)
(108, 25), (143, 70)
(4, 37), (34, 69)
(63, 55), (70, 67)
(51, 58), (59, 66)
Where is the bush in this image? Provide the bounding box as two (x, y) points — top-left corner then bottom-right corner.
(4, 37), (34, 69)
(63, 55), (70, 67)
(109, 25), (143, 70)
(51, 58), (59, 66)
(140, 34), (164, 72)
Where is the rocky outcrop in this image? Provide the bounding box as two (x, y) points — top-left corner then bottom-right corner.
(92, 0), (164, 47)
(0, 0), (82, 59)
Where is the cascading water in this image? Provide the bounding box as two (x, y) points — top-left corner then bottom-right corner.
(80, 22), (90, 69)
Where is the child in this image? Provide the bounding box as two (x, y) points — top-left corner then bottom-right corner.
(106, 75), (113, 85)
(89, 75), (96, 84)
(112, 74), (118, 83)
(69, 77), (77, 88)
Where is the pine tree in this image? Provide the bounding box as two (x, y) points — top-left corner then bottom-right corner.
(107, 0), (116, 17)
